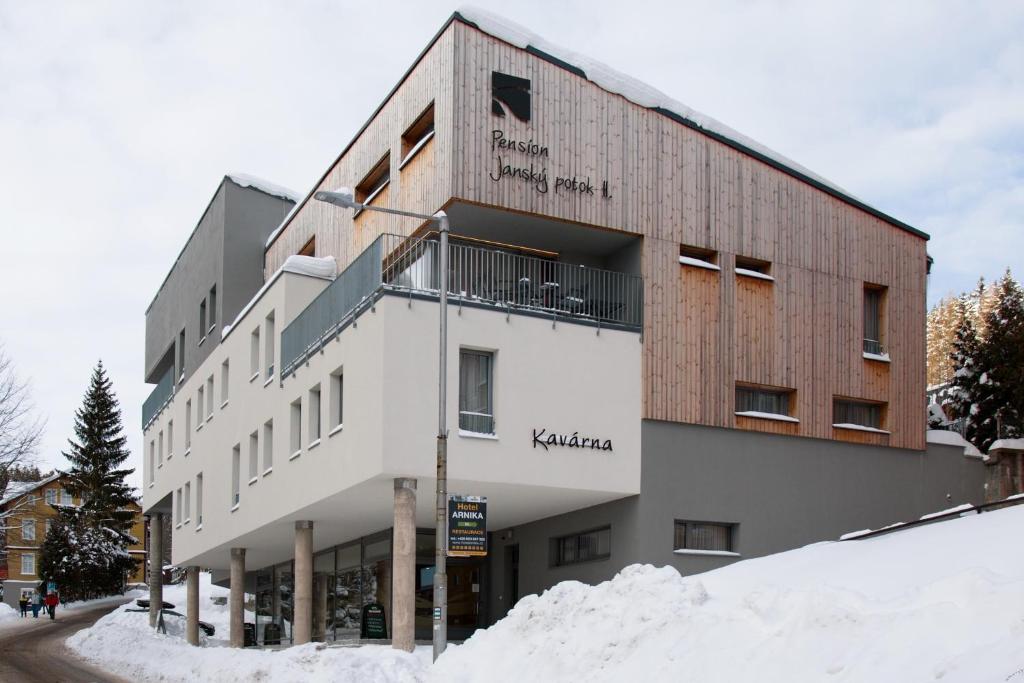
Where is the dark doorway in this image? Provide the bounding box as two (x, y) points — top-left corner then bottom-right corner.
(504, 544), (519, 615)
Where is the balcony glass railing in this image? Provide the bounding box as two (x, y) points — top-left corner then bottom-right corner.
(281, 233), (644, 378)
(142, 365), (176, 428)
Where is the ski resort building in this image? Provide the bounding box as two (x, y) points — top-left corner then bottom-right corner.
(140, 10), (985, 647)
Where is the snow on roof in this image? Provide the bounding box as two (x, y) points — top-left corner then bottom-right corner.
(990, 438), (1024, 452)
(221, 256), (337, 340)
(226, 173), (302, 203)
(926, 429), (984, 459)
(0, 471), (63, 507)
(457, 6), (856, 199)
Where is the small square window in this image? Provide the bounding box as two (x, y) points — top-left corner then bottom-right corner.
(674, 520), (735, 552)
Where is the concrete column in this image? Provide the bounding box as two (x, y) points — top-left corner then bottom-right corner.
(229, 547), (246, 648)
(186, 566), (200, 645)
(391, 477), (417, 652)
(148, 513), (163, 629)
(293, 521), (314, 645)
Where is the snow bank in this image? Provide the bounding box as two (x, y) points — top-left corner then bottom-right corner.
(457, 6), (857, 201)
(434, 504), (1024, 683)
(227, 173), (301, 203)
(0, 602), (17, 624)
(67, 572), (427, 682)
(990, 438), (1024, 451)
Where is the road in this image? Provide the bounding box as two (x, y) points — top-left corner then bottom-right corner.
(0, 601), (131, 683)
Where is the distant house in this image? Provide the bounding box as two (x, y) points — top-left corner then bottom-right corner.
(0, 472), (146, 607)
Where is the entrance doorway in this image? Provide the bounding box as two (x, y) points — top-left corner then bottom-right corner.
(414, 531), (487, 641)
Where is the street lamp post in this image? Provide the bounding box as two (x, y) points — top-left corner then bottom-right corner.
(314, 189), (451, 660)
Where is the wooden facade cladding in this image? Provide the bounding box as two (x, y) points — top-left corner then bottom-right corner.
(263, 18), (927, 450)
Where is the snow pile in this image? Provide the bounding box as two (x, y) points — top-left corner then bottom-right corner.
(283, 254), (337, 279)
(434, 504), (1024, 683)
(990, 438), (1024, 451)
(457, 6), (857, 200)
(0, 602), (17, 624)
(227, 173), (302, 203)
(67, 572), (427, 682)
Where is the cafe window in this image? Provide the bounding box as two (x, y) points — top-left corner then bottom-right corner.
(554, 527), (610, 566)
(674, 521), (734, 552)
(459, 349), (494, 434)
(355, 153), (390, 208)
(864, 285), (886, 355)
(400, 102), (435, 168)
(735, 385), (793, 418)
(834, 398), (885, 430)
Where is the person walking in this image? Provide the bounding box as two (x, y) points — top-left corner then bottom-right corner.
(32, 592), (44, 618)
(44, 592), (58, 621)
(18, 594), (29, 618)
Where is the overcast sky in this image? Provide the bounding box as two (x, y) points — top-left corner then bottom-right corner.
(1, 0), (1021, 490)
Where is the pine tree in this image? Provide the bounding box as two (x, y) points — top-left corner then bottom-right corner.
(947, 297), (984, 445)
(39, 506), (136, 601)
(63, 361), (137, 535)
(976, 270), (1024, 447)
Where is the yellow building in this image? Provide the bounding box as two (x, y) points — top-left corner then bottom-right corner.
(0, 472), (147, 607)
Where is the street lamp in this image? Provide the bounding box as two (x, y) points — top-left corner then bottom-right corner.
(314, 188), (451, 660)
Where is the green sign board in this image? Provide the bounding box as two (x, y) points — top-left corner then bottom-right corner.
(360, 602), (388, 639)
(448, 495), (487, 557)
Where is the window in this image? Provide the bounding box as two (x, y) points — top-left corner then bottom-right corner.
(197, 386), (204, 425)
(185, 400), (192, 449)
(196, 473), (204, 526)
(250, 327), (261, 379)
(308, 384), (321, 443)
(61, 489), (72, 506)
(679, 244), (719, 271)
(735, 255), (773, 281)
(175, 488), (182, 525)
(554, 527), (610, 566)
(221, 359), (230, 405)
(263, 420), (274, 472)
(21, 553), (35, 576)
(206, 376), (214, 419)
(178, 329), (186, 381)
(265, 312), (276, 379)
(149, 442), (155, 484)
(199, 298), (207, 341)
(290, 399), (302, 456)
(355, 153), (390, 208)
(298, 237), (315, 257)
(400, 102), (435, 167)
(330, 369), (344, 431)
(864, 286), (886, 355)
(674, 521), (734, 552)
(45, 518), (53, 534)
(231, 445), (240, 507)
(735, 385), (794, 419)
(459, 350), (494, 434)
(167, 420), (174, 457)
(21, 518), (35, 541)
(249, 431), (259, 481)
(208, 285), (217, 334)
(834, 398), (885, 431)
(184, 481), (191, 523)
(45, 488), (56, 505)
(158, 430), (164, 466)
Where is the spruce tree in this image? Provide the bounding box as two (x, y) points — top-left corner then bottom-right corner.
(63, 361), (137, 535)
(948, 297), (984, 446)
(39, 506), (136, 601)
(976, 270), (1024, 447)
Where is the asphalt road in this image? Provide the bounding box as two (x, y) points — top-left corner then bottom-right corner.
(0, 601), (131, 683)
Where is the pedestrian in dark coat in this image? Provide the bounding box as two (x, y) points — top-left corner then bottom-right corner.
(18, 595), (29, 617)
(31, 592), (42, 618)
(44, 592), (58, 621)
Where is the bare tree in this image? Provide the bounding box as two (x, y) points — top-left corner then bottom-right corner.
(0, 344), (45, 499)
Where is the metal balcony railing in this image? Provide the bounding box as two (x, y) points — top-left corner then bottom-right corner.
(142, 365), (176, 428)
(280, 233), (644, 378)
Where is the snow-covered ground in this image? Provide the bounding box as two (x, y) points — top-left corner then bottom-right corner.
(0, 602), (17, 624)
(67, 504), (1024, 682)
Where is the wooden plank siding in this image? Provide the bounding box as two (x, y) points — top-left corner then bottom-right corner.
(263, 18), (927, 450)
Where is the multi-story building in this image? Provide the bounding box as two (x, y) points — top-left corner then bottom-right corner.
(0, 472), (147, 607)
(141, 10), (985, 647)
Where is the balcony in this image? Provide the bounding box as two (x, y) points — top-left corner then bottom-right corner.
(142, 364), (175, 428)
(281, 233), (643, 378)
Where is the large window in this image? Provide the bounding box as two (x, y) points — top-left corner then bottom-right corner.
(21, 553), (35, 576)
(459, 350), (494, 434)
(864, 285), (885, 355)
(21, 518), (35, 541)
(674, 520), (734, 552)
(735, 386), (793, 418)
(834, 399), (885, 430)
(553, 527), (610, 566)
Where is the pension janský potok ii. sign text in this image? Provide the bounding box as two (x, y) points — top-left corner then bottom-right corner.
(532, 428), (613, 452)
(488, 129), (612, 199)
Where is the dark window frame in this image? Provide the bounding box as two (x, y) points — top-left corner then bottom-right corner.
(354, 153), (391, 213)
(735, 384), (793, 417)
(673, 520), (736, 552)
(552, 526), (611, 567)
(400, 102), (436, 168)
(833, 398), (885, 430)
(459, 349), (495, 434)
(863, 284), (886, 355)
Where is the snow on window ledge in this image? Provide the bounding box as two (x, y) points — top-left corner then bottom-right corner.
(679, 255), (720, 271)
(735, 267), (774, 282)
(328, 424), (344, 438)
(863, 351), (891, 363)
(248, 476), (258, 486)
(263, 376), (274, 388)
(220, 400), (229, 410)
(195, 523), (202, 532)
(184, 448), (191, 457)
(308, 439), (321, 450)
(459, 429), (499, 440)
(249, 372), (260, 383)
(833, 423), (890, 435)
(673, 549), (741, 558)
(198, 335), (206, 347)
(289, 450), (302, 461)
(399, 130), (435, 169)
(230, 504), (239, 513)
(735, 411), (799, 424)
(262, 467), (273, 477)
